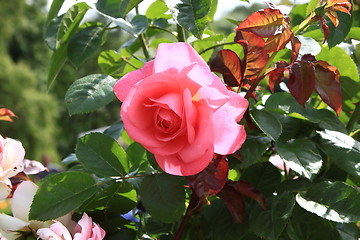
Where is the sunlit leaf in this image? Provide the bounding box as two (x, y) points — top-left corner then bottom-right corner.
(288, 61), (315, 107)
(314, 60), (342, 115)
(47, 44), (68, 88)
(210, 49), (243, 87)
(98, 50), (126, 76)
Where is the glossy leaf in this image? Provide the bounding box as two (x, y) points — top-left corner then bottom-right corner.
(249, 193), (295, 240)
(298, 181), (360, 222)
(29, 172), (98, 221)
(318, 130), (360, 177)
(65, 74), (117, 115)
(56, 2), (90, 47)
(81, 181), (137, 215)
(288, 61), (315, 107)
(76, 133), (129, 177)
(276, 138), (322, 179)
(250, 109), (282, 141)
(165, 0), (212, 39)
(316, 46), (360, 112)
(187, 155), (228, 199)
(68, 26), (105, 67)
(140, 173), (185, 223)
(96, 0), (143, 18)
(103, 121), (124, 140)
(210, 49), (243, 87)
(236, 8), (286, 38)
(314, 60), (342, 115)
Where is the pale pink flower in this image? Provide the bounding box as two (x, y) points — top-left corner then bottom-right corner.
(0, 135), (25, 199)
(114, 42), (248, 176)
(37, 213), (105, 240)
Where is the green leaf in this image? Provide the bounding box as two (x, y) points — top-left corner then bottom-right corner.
(316, 46), (360, 112)
(249, 193), (295, 240)
(47, 44), (68, 88)
(297, 181), (360, 222)
(104, 121), (124, 140)
(139, 173), (185, 223)
(165, 0), (212, 39)
(76, 132), (129, 177)
(68, 26), (105, 67)
(65, 74), (116, 115)
(146, 0), (169, 19)
(56, 2), (90, 47)
(327, 12), (352, 48)
(130, 15), (148, 36)
(44, 14), (63, 51)
(126, 142), (148, 172)
(276, 138), (322, 179)
(347, 27), (360, 40)
(240, 162), (281, 196)
(318, 130), (360, 177)
(98, 50), (126, 76)
(82, 181), (137, 214)
(96, 0), (143, 18)
(46, 0), (65, 24)
(238, 135), (272, 168)
(250, 109), (282, 141)
(306, 0), (318, 16)
(29, 172), (98, 221)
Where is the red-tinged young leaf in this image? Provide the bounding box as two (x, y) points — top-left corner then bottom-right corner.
(319, 17), (330, 42)
(268, 61), (289, 92)
(217, 184), (246, 223)
(235, 31), (269, 82)
(228, 180), (266, 209)
(264, 27), (293, 53)
(301, 54), (317, 62)
(0, 108), (16, 122)
(236, 8), (287, 38)
(187, 154), (228, 200)
(288, 61), (315, 106)
(326, 11), (339, 27)
(210, 49), (243, 87)
(314, 60), (342, 115)
(325, 0), (352, 15)
(290, 35), (301, 64)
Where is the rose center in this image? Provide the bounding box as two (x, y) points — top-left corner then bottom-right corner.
(155, 108), (182, 133)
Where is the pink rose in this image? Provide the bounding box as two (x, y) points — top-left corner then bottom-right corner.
(0, 135), (25, 199)
(114, 42), (248, 176)
(37, 213), (105, 240)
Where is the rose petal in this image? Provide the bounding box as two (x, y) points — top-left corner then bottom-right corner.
(0, 182), (10, 200)
(0, 213), (29, 239)
(12, 181), (38, 222)
(213, 91), (248, 155)
(2, 138), (25, 172)
(114, 60), (154, 102)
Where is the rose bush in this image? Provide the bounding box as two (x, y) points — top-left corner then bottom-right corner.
(37, 213), (106, 240)
(114, 42), (248, 176)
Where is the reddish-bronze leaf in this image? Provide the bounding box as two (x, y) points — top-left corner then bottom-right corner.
(268, 61), (289, 92)
(264, 27), (293, 54)
(227, 180), (266, 209)
(290, 35), (301, 64)
(236, 8), (287, 38)
(288, 62), (315, 107)
(187, 154), (228, 199)
(0, 108), (16, 122)
(314, 60), (342, 115)
(319, 17), (330, 43)
(301, 54), (317, 62)
(210, 49), (243, 87)
(217, 184), (246, 223)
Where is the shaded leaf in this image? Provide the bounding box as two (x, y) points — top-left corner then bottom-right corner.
(68, 26), (105, 67)
(29, 172), (98, 221)
(268, 61), (288, 92)
(276, 138), (322, 179)
(318, 130), (360, 177)
(44, 15), (63, 51)
(238, 135), (272, 168)
(187, 154), (228, 199)
(217, 184), (246, 223)
(288, 61), (315, 106)
(250, 109), (282, 141)
(65, 74), (117, 115)
(249, 193), (295, 240)
(140, 173), (185, 223)
(96, 0), (143, 18)
(314, 60), (342, 115)
(210, 49), (243, 87)
(327, 11), (352, 47)
(76, 133), (129, 177)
